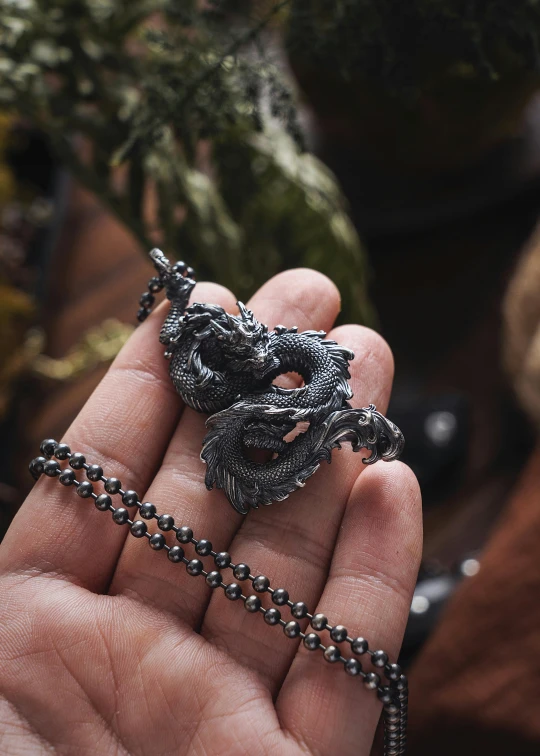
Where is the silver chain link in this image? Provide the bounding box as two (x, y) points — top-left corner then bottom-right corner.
(30, 441), (409, 755)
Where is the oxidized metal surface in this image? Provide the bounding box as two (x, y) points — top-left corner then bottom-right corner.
(149, 248), (404, 514)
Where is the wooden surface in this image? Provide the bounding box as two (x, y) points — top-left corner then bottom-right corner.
(361, 186), (540, 567)
(16, 182), (154, 495)
(409, 444), (540, 755)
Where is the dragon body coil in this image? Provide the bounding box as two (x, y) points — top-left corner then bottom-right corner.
(149, 249), (404, 514)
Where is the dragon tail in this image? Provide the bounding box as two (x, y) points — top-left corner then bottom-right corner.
(201, 403), (404, 514)
(309, 404), (405, 466)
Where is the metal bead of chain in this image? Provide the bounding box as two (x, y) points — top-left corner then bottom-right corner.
(30, 440), (408, 755)
(137, 260), (195, 323)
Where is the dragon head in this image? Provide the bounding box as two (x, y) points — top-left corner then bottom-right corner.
(210, 302), (279, 379)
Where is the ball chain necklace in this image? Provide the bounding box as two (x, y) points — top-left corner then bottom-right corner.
(29, 249), (408, 756)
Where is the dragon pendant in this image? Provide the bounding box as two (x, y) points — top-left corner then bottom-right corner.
(143, 249), (404, 515)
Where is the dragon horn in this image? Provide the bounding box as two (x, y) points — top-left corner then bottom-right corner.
(237, 302), (252, 321)
(210, 320), (230, 336)
(226, 313), (239, 329)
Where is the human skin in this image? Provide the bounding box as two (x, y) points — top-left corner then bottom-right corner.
(0, 268), (422, 756)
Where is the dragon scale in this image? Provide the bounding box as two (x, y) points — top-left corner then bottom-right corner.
(149, 249), (404, 514)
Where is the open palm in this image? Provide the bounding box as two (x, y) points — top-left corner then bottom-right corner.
(0, 269), (421, 755)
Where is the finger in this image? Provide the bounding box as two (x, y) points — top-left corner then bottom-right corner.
(278, 461), (422, 756)
(200, 325), (395, 691)
(0, 283), (231, 593)
(109, 269), (341, 626)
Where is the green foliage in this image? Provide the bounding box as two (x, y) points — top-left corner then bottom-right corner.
(287, 0), (540, 96)
(0, 0), (371, 322)
(215, 127), (373, 324)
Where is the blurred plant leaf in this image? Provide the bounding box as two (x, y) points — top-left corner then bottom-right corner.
(0, 0), (372, 323)
(215, 126), (373, 323)
(30, 319), (134, 381)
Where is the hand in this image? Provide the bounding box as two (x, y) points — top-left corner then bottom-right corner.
(0, 270), (421, 755)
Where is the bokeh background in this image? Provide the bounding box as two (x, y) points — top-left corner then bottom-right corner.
(3, 2), (540, 753)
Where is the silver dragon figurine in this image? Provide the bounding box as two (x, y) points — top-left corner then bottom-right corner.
(142, 249), (404, 515)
